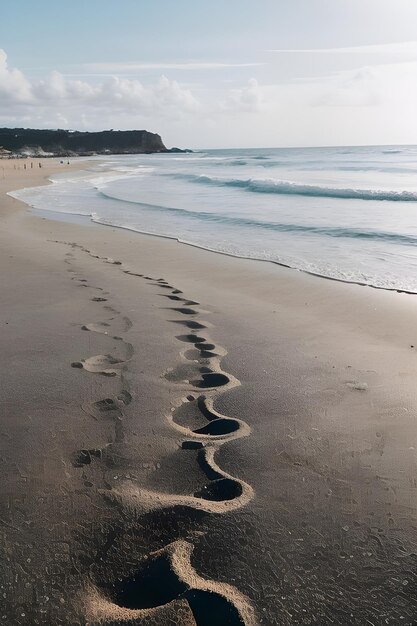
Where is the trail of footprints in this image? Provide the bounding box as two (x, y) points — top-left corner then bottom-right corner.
(57, 242), (256, 625)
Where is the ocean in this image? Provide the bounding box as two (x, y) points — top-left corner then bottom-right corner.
(9, 145), (417, 293)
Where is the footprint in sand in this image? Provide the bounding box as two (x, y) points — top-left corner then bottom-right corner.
(170, 395), (250, 444)
(346, 381), (368, 391)
(165, 362), (235, 390)
(73, 391), (133, 467)
(82, 391), (132, 420)
(170, 308), (199, 316)
(54, 240), (255, 623)
(172, 320), (207, 330)
(123, 270), (144, 277)
(162, 294), (185, 302)
(72, 448), (102, 467)
(82, 322), (111, 334)
(161, 295), (200, 307)
(71, 354), (123, 376)
(184, 347), (218, 360)
(80, 325), (134, 360)
(105, 259), (122, 265)
(85, 540), (255, 625)
(192, 372), (231, 388)
(176, 334), (207, 344)
(103, 445), (254, 515)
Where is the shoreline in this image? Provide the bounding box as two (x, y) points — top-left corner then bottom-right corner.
(8, 161), (417, 297)
(88, 216), (417, 296)
(2, 159), (417, 624)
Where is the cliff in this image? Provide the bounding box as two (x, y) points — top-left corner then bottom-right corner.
(0, 128), (168, 156)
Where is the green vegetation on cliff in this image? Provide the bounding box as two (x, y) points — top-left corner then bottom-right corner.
(0, 128), (168, 156)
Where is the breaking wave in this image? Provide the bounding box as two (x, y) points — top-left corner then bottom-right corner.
(97, 190), (417, 246)
(167, 173), (417, 201)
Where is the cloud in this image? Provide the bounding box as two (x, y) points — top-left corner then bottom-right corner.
(87, 75), (200, 115)
(2, 47), (417, 148)
(0, 49), (265, 134)
(0, 49), (201, 127)
(310, 66), (382, 108)
(34, 72), (201, 114)
(308, 60), (417, 109)
(81, 61), (263, 73)
(0, 49), (33, 103)
(34, 70), (97, 101)
(223, 78), (264, 112)
(268, 41), (417, 58)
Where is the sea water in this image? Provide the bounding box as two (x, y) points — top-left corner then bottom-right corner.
(9, 145), (417, 293)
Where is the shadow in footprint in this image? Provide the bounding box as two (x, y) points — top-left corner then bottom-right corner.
(184, 348), (218, 362)
(72, 448), (102, 467)
(93, 398), (120, 414)
(182, 441), (205, 450)
(161, 294), (183, 301)
(171, 320), (207, 330)
(82, 391), (131, 420)
(171, 395), (244, 440)
(118, 390), (132, 405)
(194, 419), (240, 436)
(195, 343), (216, 352)
(124, 270), (144, 277)
(194, 478), (243, 502)
(192, 373), (230, 388)
(169, 308), (198, 315)
(188, 590), (246, 626)
(114, 557), (187, 610)
(104, 543), (247, 626)
(176, 334), (206, 344)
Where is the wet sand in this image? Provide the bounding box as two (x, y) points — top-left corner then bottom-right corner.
(1, 159), (417, 625)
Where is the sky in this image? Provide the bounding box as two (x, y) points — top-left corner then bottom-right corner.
(1, 0), (417, 148)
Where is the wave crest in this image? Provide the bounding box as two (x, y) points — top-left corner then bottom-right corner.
(97, 190), (417, 246)
(168, 173), (417, 201)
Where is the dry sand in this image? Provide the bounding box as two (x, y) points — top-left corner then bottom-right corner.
(1, 158), (417, 625)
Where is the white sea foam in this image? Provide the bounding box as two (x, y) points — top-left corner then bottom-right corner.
(9, 146), (417, 294)
(171, 172), (417, 201)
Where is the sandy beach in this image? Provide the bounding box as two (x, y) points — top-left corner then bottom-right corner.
(1, 158), (417, 625)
